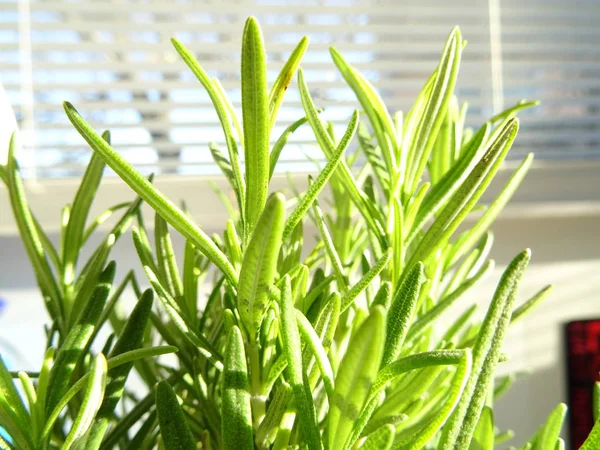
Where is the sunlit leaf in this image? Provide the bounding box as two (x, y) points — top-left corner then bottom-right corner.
(241, 16), (270, 233)
(238, 193), (285, 338)
(65, 354), (107, 450)
(329, 306), (385, 450)
(222, 326), (254, 450)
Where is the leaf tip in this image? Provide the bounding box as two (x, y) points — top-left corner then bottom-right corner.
(243, 15), (263, 37)
(270, 191), (287, 211)
(371, 304), (386, 323)
(329, 46), (342, 59)
(299, 35), (310, 48)
(155, 379), (172, 402)
(101, 260), (117, 283)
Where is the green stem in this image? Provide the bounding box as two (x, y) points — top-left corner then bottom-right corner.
(249, 340), (266, 428)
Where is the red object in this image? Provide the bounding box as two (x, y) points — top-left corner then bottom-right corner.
(566, 319), (600, 448)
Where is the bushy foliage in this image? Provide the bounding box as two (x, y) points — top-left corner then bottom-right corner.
(2, 16), (598, 450)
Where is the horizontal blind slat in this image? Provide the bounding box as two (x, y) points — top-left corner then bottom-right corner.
(1, 0), (597, 177)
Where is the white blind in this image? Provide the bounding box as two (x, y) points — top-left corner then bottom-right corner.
(0, 0), (598, 178)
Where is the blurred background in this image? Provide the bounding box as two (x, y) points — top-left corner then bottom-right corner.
(0, 0), (599, 448)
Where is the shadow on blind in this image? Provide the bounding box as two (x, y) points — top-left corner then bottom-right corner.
(0, 0), (599, 178)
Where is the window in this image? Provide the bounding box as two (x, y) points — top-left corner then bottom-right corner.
(2, 0), (598, 179)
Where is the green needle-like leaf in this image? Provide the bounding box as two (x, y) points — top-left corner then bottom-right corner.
(532, 404), (567, 450)
(0, 164), (6, 185)
(0, 355), (29, 437)
(269, 36), (309, 128)
(365, 350), (468, 413)
(405, 27), (462, 196)
(65, 354), (107, 450)
(470, 406), (494, 450)
(209, 142), (240, 198)
(357, 122), (391, 195)
(395, 350), (472, 450)
(144, 265), (223, 366)
(255, 384), (293, 448)
(329, 305), (386, 450)
(242, 16), (270, 233)
(17, 372), (38, 440)
(511, 284), (553, 324)
(406, 260), (494, 342)
(298, 68), (385, 239)
(343, 349), (466, 448)
(269, 115), (312, 179)
(409, 123), (489, 243)
(6, 133), (63, 326)
(154, 213), (184, 299)
(439, 249), (531, 450)
(69, 234), (116, 326)
(74, 288), (154, 449)
(283, 109), (359, 239)
(156, 381), (196, 450)
(224, 218), (243, 269)
(331, 47), (399, 174)
(41, 346), (177, 442)
(170, 38), (245, 215)
(382, 262), (426, 367)
(581, 416), (600, 450)
(81, 202), (130, 245)
(132, 223), (158, 275)
(340, 248), (393, 313)
(307, 291), (340, 355)
(183, 239), (201, 318)
(280, 275), (322, 450)
(222, 326), (254, 450)
(62, 148), (105, 287)
(63, 101), (238, 286)
(295, 310), (335, 401)
(373, 281), (393, 309)
(100, 289), (154, 413)
(447, 153), (534, 266)
(238, 192), (285, 338)
(46, 262), (115, 416)
(406, 119), (519, 271)
(361, 424), (395, 450)
(314, 200), (347, 292)
(0, 396), (31, 450)
(489, 100), (539, 124)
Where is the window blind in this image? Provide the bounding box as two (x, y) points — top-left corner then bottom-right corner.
(0, 0), (598, 179)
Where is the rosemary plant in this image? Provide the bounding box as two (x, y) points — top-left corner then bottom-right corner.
(2, 15), (599, 450)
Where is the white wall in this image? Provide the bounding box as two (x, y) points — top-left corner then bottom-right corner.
(463, 214), (600, 447)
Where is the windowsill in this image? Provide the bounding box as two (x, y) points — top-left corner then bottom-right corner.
(1, 161), (600, 236)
